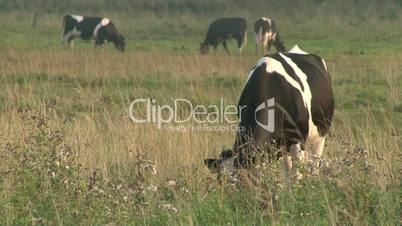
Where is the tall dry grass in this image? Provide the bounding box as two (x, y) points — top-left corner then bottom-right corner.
(0, 47), (400, 180)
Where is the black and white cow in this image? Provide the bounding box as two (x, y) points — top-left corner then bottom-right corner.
(205, 45), (334, 181)
(254, 17), (285, 55)
(200, 17), (247, 54)
(61, 15), (125, 52)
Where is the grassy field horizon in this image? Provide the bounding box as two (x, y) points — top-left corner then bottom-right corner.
(0, 1), (401, 225)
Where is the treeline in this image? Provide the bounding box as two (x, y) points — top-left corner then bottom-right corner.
(1, 0), (402, 34)
(1, 0), (402, 19)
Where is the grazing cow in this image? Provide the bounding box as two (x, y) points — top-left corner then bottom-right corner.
(61, 15), (125, 52)
(200, 17), (247, 54)
(254, 17), (285, 55)
(205, 45), (334, 182)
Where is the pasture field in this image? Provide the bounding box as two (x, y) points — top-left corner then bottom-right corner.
(0, 2), (401, 225)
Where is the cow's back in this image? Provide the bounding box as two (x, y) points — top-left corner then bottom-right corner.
(207, 17), (247, 38)
(75, 16), (103, 39)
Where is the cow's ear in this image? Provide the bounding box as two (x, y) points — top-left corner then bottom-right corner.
(204, 158), (222, 173)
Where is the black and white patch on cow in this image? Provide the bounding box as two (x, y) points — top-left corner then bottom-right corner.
(200, 17), (247, 54)
(61, 14), (125, 52)
(254, 17), (285, 55)
(205, 45), (334, 182)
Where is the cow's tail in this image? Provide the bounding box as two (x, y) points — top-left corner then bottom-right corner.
(61, 15), (70, 43)
(240, 31), (247, 51)
(62, 15), (70, 28)
(274, 33), (286, 52)
(62, 15), (66, 27)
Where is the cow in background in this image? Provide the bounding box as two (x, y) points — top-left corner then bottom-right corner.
(254, 17), (285, 55)
(200, 17), (247, 54)
(62, 15), (125, 52)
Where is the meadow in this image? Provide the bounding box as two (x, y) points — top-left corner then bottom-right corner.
(0, 1), (401, 225)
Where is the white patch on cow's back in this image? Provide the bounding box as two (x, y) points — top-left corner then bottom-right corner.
(267, 18), (272, 27)
(288, 45), (309, 55)
(93, 18), (110, 37)
(245, 57), (305, 102)
(71, 15), (84, 22)
(100, 18), (110, 26)
(260, 17), (271, 25)
(322, 59), (328, 71)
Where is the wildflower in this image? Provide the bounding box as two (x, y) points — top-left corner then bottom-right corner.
(167, 180), (176, 187)
(147, 184), (158, 192)
(160, 203), (178, 214)
(143, 164), (157, 175)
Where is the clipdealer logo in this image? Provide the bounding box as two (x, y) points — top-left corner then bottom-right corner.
(255, 97), (275, 133)
(128, 97), (275, 132)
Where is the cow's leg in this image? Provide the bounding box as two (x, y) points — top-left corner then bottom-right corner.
(62, 30), (77, 50)
(96, 28), (110, 49)
(67, 37), (75, 50)
(307, 136), (325, 159)
(261, 32), (270, 55)
(306, 136), (326, 175)
(95, 39), (103, 48)
(95, 38), (107, 53)
(222, 41), (229, 54)
(255, 43), (258, 55)
(283, 155), (293, 185)
(262, 39), (268, 55)
(61, 32), (72, 46)
(61, 34), (66, 46)
(212, 45), (218, 55)
(63, 27), (81, 50)
(61, 28), (73, 46)
(254, 33), (259, 55)
(211, 41), (218, 53)
(283, 143), (305, 184)
(237, 31), (247, 53)
(237, 39), (243, 53)
(266, 30), (274, 53)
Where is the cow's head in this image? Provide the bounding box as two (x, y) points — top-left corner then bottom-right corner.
(114, 34), (125, 52)
(199, 42), (209, 55)
(205, 143), (282, 176)
(204, 149), (236, 174)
